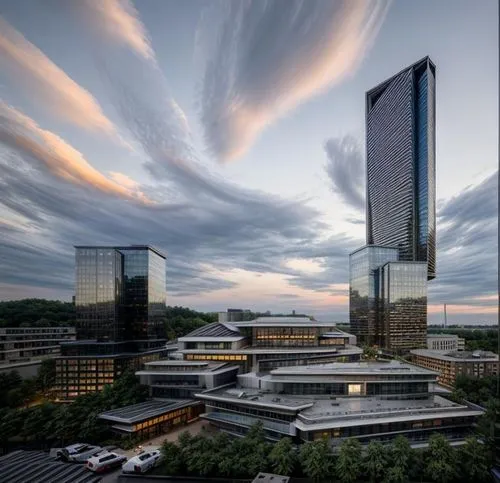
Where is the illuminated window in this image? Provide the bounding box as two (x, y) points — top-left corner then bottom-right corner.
(348, 384), (362, 396)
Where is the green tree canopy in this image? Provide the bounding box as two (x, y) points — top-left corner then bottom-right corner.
(424, 433), (457, 483)
(336, 438), (362, 483)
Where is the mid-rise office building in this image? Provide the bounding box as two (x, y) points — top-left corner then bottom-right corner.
(411, 349), (499, 388)
(350, 57), (437, 352)
(196, 361), (482, 447)
(0, 326), (76, 364)
(427, 334), (465, 352)
(55, 245), (168, 401)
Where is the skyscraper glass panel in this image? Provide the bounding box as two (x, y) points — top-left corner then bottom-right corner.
(349, 245), (399, 347)
(366, 57), (436, 280)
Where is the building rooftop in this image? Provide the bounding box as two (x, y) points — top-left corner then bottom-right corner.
(0, 450), (101, 483)
(296, 394), (481, 430)
(180, 322), (243, 339)
(198, 386), (314, 411)
(137, 361), (239, 375)
(412, 349), (499, 362)
(232, 316), (337, 328)
(99, 399), (197, 424)
(74, 244), (166, 259)
(427, 334), (459, 338)
(270, 360), (438, 376)
(253, 473), (290, 483)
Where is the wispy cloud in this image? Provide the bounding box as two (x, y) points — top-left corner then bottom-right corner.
(0, 16), (120, 137)
(324, 135), (365, 211)
(0, 102), (149, 203)
(80, 0), (155, 62)
(198, 0), (390, 161)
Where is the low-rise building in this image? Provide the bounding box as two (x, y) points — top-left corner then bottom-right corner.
(99, 399), (203, 440)
(196, 361), (483, 447)
(427, 334), (465, 352)
(411, 349), (499, 388)
(177, 317), (361, 372)
(0, 326), (76, 364)
(136, 360), (239, 399)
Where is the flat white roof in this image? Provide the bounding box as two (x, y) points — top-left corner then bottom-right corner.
(180, 346), (362, 356)
(232, 317), (337, 328)
(412, 349), (499, 362)
(270, 360), (438, 376)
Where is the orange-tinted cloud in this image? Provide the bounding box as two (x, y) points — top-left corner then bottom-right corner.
(0, 103), (150, 203)
(80, 0), (155, 62)
(200, 0), (391, 161)
(0, 16), (119, 137)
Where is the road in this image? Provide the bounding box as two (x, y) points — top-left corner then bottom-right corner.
(96, 419), (209, 483)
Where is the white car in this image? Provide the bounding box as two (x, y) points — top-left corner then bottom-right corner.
(122, 450), (164, 474)
(86, 451), (127, 473)
(56, 443), (102, 462)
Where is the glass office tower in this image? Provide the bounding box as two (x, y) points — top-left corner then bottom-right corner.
(379, 261), (427, 351)
(56, 245), (167, 400)
(366, 57), (436, 280)
(349, 246), (399, 347)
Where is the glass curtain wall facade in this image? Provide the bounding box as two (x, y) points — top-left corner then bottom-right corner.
(120, 247), (167, 347)
(366, 57), (436, 280)
(349, 246), (399, 347)
(75, 248), (124, 341)
(379, 261), (427, 351)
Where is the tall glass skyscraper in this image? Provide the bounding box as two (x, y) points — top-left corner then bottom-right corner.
(366, 57), (436, 280)
(350, 57), (436, 353)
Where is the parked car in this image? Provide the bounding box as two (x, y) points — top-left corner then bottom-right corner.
(86, 451), (127, 473)
(122, 449), (164, 474)
(55, 443), (102, 462)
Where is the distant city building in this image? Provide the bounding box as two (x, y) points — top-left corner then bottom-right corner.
(176, 316), (361, 373)
(0, 326), (76, 364)
(411, 349), (499, 388)
(350, 57), (437, 352)
(427, 334), (465, 352)
(196, 361), (482, 447)
(55, 245), (168, 401)
(366, 56), (436, 280)
(218, 309), (252, 323)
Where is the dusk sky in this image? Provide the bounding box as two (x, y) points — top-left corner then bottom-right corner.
(0, 0), (497, 324)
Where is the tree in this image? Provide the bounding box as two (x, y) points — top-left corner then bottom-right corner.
(457, 437), (491, 483)
(269, 437), (297, 476)
(364, 441), (388, 482)
(161, 441), (183, 475)
(385, 435), (413, 483)
(300, 439), (332, 482)
(336, 438), (362, 483)
(36, 359), (56, 395)
(477, 397), (500, 462)
(363, 346), (378, 360)
(424, 433), (457, 483)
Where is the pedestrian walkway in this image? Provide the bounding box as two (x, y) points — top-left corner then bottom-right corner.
(124, 419), (209, 457)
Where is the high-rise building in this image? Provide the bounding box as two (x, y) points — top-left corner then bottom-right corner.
(366, 56), (436, 280)
(55, 245), (168, 401)
(350, 57), (436, 352)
